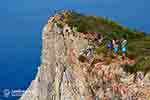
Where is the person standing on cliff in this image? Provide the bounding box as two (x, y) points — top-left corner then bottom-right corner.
(112, 37), (119, 55)
(86, 46), (93, 63)
(107, 40), (113, 50)
(86, 41), (94, 63)
(121, 35), (128, 59)
(95, 32), (103, 44)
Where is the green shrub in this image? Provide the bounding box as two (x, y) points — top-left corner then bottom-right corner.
(60, 10), (150, 73)
(135, 56), (150, 73)
(122, 56), (150, 73)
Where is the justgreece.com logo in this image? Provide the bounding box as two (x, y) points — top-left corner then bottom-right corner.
(1, 89), (25, 98)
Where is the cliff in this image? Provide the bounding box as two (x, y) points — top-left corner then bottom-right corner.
(20, 11), (150, 100)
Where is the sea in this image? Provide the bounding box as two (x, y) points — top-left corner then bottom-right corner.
(0, 0), (149, 99)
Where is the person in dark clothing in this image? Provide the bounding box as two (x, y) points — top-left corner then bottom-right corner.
(107, 40), (113, 49)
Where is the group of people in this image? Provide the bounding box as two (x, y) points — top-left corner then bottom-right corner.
(107, 36), (128, 57)
(80, 34), (128, 63)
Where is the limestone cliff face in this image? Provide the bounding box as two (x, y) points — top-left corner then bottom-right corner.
(20, 12), (150, 100)
(20, 14), (89, 100)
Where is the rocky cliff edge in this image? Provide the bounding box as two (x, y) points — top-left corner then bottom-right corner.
(20, 11), (150, 100)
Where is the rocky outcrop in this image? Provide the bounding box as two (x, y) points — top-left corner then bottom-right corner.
(20, 12), (150, 100)
(20, 13), (89, 100)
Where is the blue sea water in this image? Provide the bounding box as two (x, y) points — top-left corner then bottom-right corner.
(0, 0), (150, 99)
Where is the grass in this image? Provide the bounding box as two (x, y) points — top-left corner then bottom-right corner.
(57, 10), (150, 73)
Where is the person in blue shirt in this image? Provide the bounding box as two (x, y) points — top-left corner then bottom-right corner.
(121, 35), (128, 58)
(107, 40), (113, 49)
(112, 37), (119, 54)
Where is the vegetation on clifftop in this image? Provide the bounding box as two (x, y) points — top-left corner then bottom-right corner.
(57, 10), (150, 73)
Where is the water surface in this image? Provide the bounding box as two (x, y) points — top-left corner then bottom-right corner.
(0, 0), (149, 99)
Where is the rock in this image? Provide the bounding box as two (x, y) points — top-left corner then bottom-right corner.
(20, 11), (150, 100)
(144, 72), (150, 81)
(63, 24), (72, 33)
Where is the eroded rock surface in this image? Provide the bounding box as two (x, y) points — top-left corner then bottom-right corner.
(20, 12), (150, 100)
